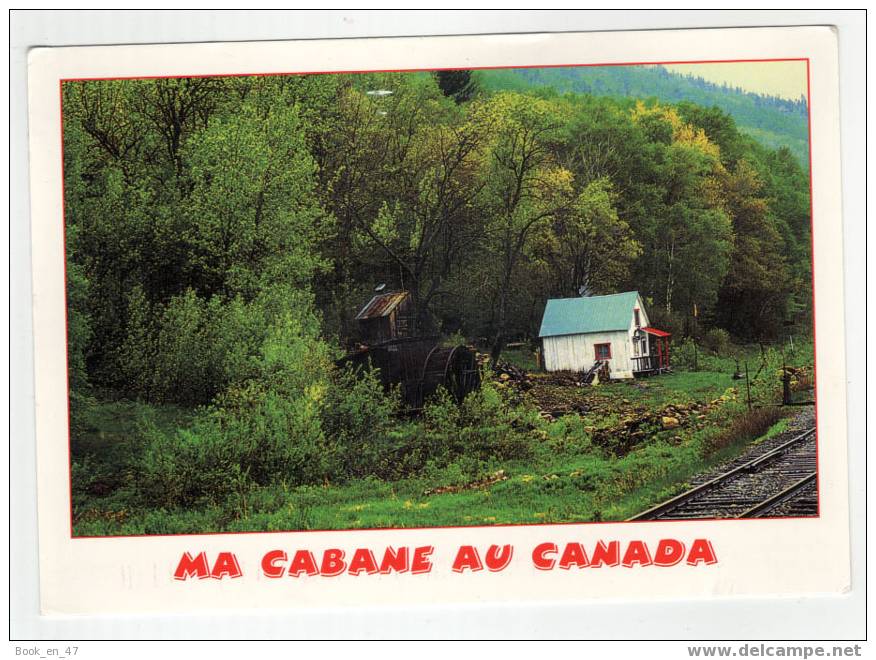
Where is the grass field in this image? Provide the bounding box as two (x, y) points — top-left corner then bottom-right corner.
(71, 345), (805, 536)
(72, 407), (790, 535)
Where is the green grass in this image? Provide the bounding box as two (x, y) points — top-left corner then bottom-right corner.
(74, 396), (194, 456)
(74, 408), (791, 535)
(72, 339), (811, 536)
(71, 396), (196, 526)
(501, 347), (540, 372)
(752, 417), (789, 445)
(71, 381), (794, 536)
(596, 370), (734, 408)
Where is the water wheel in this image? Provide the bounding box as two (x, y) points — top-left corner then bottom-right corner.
(421, 345), (481, 403)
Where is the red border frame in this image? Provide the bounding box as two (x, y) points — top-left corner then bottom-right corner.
(59, 56), (818, 539)
(594, 343), (612, 361)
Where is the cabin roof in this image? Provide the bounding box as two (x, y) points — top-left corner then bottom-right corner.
(538, 291), (641, 338)
(355, 290), (410, 320)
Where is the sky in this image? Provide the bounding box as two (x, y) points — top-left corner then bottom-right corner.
(662, 61), (808, 101)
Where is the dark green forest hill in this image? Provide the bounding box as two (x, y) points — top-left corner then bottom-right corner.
(478, 65), (810, 168)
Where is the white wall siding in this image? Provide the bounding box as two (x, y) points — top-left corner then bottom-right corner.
(628, 295), (651, 359)
(543, 329), (634, 378)
(541, 294), (656, 378)
(631, 295), (650, 333)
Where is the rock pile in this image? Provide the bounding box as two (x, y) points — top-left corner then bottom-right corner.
(589, 398), (732, 454)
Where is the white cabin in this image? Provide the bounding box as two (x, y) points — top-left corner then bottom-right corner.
(538, 291), (671, 379)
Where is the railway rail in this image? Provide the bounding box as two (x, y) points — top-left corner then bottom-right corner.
(628, 426), (817, 521)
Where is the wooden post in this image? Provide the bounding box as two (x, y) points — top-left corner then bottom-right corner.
(781, 348), (790, 405)
(744, 360), (752, 411)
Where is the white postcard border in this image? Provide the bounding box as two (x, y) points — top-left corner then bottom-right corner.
(26, 26), (849, 615)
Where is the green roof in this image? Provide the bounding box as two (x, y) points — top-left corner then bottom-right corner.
(539, 291), (640, 338)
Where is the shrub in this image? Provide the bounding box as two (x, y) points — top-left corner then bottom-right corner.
(135, 307), (336, 507)
(150, 289), (219, 405)
(669, 336), (734, 373)
(702, 328), (731, 356)
(320, 365), (400, 480)
(644, 306), (686, 339)
(671, 337), (698, 370)
(441, 330), (468, 348)
(71, 455), (96, 513)
(701, 406), (785, 456)
(413, 382), (537, 469)
(68, 389), (97, 439)
(118, 284), (156, 401)
(65, 256), (92, 395)
(136, 381), (331, 509)
(317, 380), (541, 484)
(456, 382), (538, 462)
(120, 282), (325, 408)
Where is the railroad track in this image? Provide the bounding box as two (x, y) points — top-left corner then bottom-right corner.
(628, 426), (817, 521)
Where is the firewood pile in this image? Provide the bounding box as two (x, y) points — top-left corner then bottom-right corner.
(779, 365), (813, 391)
(494, 363), (531, 389)
(474, 351), (599, 416)
(474, 352), (532, 389)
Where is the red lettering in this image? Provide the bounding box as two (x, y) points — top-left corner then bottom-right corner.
(261, 550), (287, 578)
(348, 548), (379, 576)
(621, 541), (653, 568)
(173, 551), (210, 580)
(320, 548), (346, 577)
(379, 547), (410, 574)
(558, 543), (590, 569)
(411, 546), (434, 574)
(589, 541), (620, 568)
(532, 542), (557, 570)
(484, 544), (514, 572)
(451, 545), (483, 573)
(686, 539), (718, 566)
(210, 552), (243, 579)
(288, 550), (319, 577)
(654, 539), (685, 567)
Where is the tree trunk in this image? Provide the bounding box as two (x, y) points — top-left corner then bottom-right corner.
(490, 250), (515, 367)
(490, 292), (507, 368)
(665, 237), (675, 314)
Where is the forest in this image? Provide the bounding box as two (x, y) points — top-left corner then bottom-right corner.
(479, 65), (811, 167)
(62, 67), (815, 535)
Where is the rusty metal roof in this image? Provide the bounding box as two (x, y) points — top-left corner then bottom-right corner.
(355, 290), (410, 320)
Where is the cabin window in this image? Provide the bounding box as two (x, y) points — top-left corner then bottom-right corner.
(634, 309), (641, 327)
(594, 343), (612, 360)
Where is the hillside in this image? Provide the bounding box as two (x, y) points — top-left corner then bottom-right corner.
(478, 65), (810, 167)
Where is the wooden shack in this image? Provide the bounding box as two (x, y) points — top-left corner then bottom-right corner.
(355, 290), (415, 344)
(344, 289), (480, 410)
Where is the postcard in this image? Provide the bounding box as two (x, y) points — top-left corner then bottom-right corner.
(26, 26), (848, 614)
